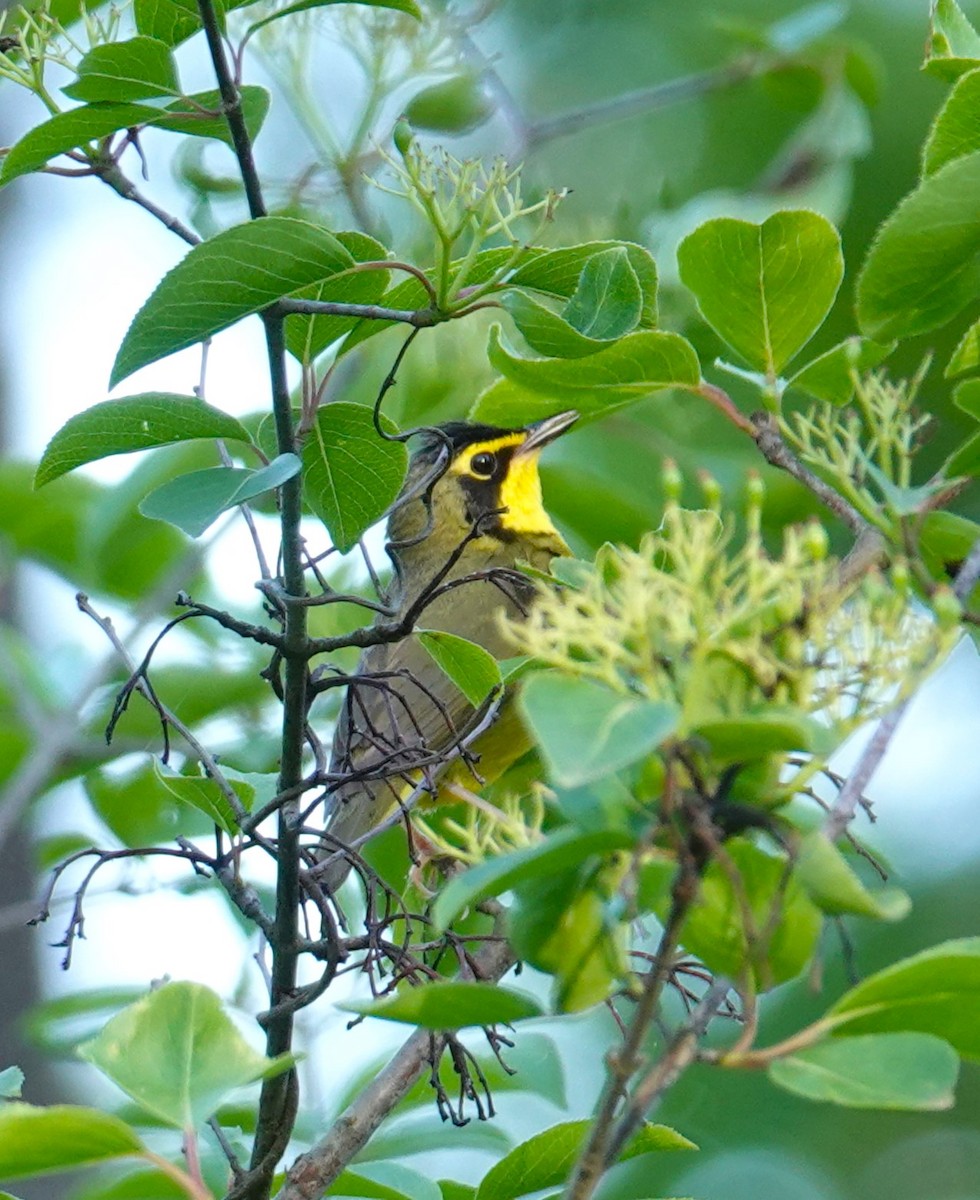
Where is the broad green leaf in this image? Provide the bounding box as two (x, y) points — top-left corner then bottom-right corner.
(360, 1119), (511, 1167)
(693, 711), (833, 761)
(85, 761), (214, 847)
(416, 631), (502, 707)
(510, 872), (628, 1012)
(62, 37), (180, 102)
(1, 103), (164, 184)
(510, 242), (658, 328)
(856, 151), (980, 342)
(0, 1105), (145, 1178)
(35, 394), (249, 486)
(302, 402), (407, 552)
(919, 511), (980, 583)
(519, 673), (678, 787)
(71, 1168), (186, 1199)
(111, 217), (355, 386)
(475, 1120), (695, 1200)
(673, 838), (822, 990)
(439, 1186), (475, 1200)
(954, 377), (980, 419)
(562, 247), (643, 340)
(247, 0), (421, 38)
(827, 937), (980, 1060)
(139, 453), (300, 537)
(923, 67), (980, 175)
(331, 1162), (440, 1200)
(338, 242), (657, 360)
(342, 982), (543, 1029)
(405, 72), (494, 133)
(788, 336), (894, 405)
(153, 761), (253, 835)
(947, 317), (980, 376)
(501, 292), (617, 359)
(945, 429), (980, 478)
(431, 827), (634, 931)
(78, 981), (292, 1128)
(22, 988), (146, 1058)
(924, 0), (980, 79)
(134, 0), (204, 46)
(151, 85), (270, 147)
(284, 231), (390, 363)
(677, 211), (843, 374)
(0, 89), (269, 185)
(487, 326), (699, 408)
(0, 1067), (23, 1098)
(796, 832), (911, 921)
(768, 1032), (959, 1110)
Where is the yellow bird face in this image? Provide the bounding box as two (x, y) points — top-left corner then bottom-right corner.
(389, 410), (579, 554)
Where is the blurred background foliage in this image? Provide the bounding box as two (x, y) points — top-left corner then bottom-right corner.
(0, 1), (978, 1198)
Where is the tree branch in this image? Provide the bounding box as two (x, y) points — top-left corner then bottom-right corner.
(274, 939), (515, 1200)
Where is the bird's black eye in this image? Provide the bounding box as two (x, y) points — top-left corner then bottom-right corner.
(469, 451), (496, 478)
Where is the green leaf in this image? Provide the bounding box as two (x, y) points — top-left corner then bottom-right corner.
(500, 292), (618, 359)
(111, 217), (355, 386)
(924, 0), (980, 79)
(510, 871), (627, 1012)
(768, 1032), (959, 1110)
(856, 151), (980, 342)
(796, 832), (911, 921)
(787, 336), (895, 405)
(563, 246), (643, 340)
(0, 89), (269, 185)
(35, 394), (249, 486)
(674, 838), (822, 990)
(923, 67), (980, 176)
(431, 827), (634, 932)
(439, 1185), (476, 1200)
(416, 631), (502, 707)
(0, 1105), (145, 1179)
(153, 761), (252, 835)
(152, 85), (270, 147)
(246, 0), (421, 38)
(693, 710), (833, 761)
(486, 325), (699, 409)
(826, 937), (980, 1060)
(331, 1163), (440, 1200)
(62, 37), (180, 102)
(475, 1120), (695, 1200)
(284, 231), (390, 363)
(945, 429), (980, 478)
(139, 453), (300, 537)
(677, 211), (843, 375)
(0, 1066), (24, 1098)
(1, 103), (164, 184)
(919, 510), (980, 586)
(85, 761), (214, 847)
(947, 317), (980, 377)
(70, 1168), (186, 1199)
(77, 980), (293, 1128)
(134, 0), (205, 46)
(302, 402), (407, 552)
(22, 988), (146, 1058)
(510, 242), (658, 328)
(342, 982), (543, 1029)
(954, 377), (980, 419)
(519, 674), (678, 788)
(405, 72), (494, 133)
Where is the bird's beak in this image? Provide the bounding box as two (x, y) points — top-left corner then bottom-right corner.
(516, 410), (579, 456)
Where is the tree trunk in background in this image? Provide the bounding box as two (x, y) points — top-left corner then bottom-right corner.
(0, 11), (61, 1195)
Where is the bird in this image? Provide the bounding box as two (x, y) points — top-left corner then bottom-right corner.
(319, 409), (578, 891)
